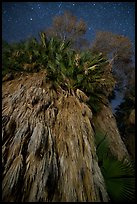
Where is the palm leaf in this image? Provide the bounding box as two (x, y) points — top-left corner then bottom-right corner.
(2, 154), (23, 199)
(59, 40), (71, 52)
(87, 95), (102, 113)
(94, 129), (135, 202)
(95, 131), (109, 162)
(40, 32), (47, 48)
(101, 157), (135, 202)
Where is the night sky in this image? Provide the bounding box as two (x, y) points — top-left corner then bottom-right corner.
(2, 2), (135, 48)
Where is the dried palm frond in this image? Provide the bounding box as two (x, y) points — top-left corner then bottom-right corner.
(2, 62), (126, 202)
(23, 125), (58, 202)
(76, 89), (89, 103)
(27, 123), (48, 155)
(2, 154), (23, 201)
(4, 121), (29, 172)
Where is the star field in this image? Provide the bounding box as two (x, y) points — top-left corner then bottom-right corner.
(2, 2), (135, 48)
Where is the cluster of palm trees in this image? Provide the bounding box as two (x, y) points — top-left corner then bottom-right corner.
(2, 33), (135, 201)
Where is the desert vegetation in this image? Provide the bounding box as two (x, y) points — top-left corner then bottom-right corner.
(2, 11), (135, 202)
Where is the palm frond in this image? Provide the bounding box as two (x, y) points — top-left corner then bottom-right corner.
(95, 131), (109, 162)
(94, 129), (135, 202)
(101, 157), (135, 202)
(2, 154), (23, 199)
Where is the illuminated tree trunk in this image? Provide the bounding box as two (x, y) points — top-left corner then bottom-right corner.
(2, 72), (109, 202)
(93, 104), (130, 161)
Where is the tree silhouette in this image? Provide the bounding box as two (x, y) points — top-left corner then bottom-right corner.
(90, 31), (134, 92)
(44, 11), (88, 50)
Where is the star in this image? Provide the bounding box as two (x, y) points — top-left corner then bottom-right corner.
(37, 4), (41, 9)
(31, 7), (34, 10)
(30, 18), (33, 21)
(59, 3), (62, 8)
(72, 3), (75, 6)
(8, 17), (12, 22)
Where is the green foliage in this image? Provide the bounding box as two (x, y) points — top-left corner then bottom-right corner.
(2, 38), (42, 75)
(95, 130), (109, 162)
(87, 95), (102, 113)
(2, 40), (13, 76)
(94, 130), (135, 202)
(101, 157), (135, 202)
(42, 33), (114, 109)
(2, 33), (115, 112)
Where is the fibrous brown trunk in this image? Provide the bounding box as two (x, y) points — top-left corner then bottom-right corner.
(2, 72), (109, 202)
(93, 104), (130, 161)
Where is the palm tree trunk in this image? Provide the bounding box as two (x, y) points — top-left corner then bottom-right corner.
(2, 72), (109, 202)
(93, 103), (130, 161)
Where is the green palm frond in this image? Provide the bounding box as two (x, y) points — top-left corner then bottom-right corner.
(101, 157), (135, 202)
(77, 74), (85, 84)
(40, 32), (47, 48)
(94, 130), (135, 202)
(2, 33), (115, 104)
(59, 40), (71, 52)
(95, 131), (109, 162)
(86, 92), (104, 113)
